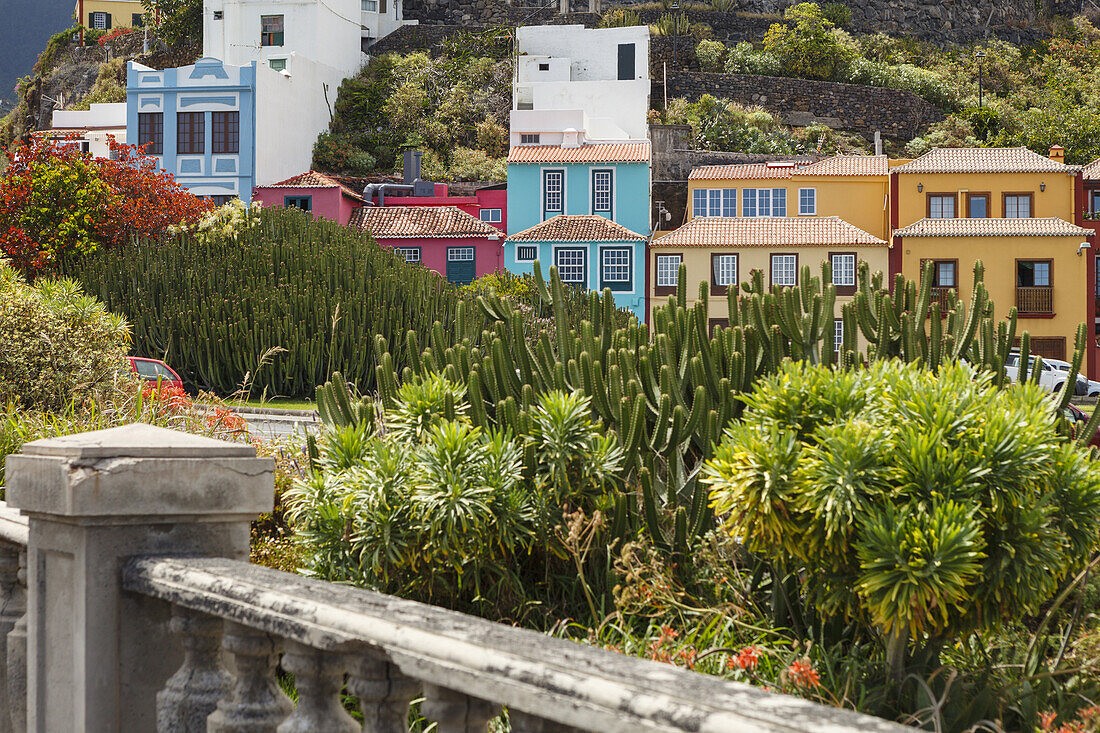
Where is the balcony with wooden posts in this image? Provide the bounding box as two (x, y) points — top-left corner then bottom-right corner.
(1016, 286), (1054, 316)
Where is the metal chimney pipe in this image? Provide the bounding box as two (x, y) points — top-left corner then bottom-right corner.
(403, 150), (422, 184)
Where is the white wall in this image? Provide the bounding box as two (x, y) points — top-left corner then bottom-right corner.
(205, 0), (364, 79)
(360, 0), (416, 44)
(52, 102), (127, 158)
(516, 25), (649, 83)
(254, 53), (344, 186)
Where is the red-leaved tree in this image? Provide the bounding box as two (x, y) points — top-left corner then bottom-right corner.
(0, 135), (212, 277)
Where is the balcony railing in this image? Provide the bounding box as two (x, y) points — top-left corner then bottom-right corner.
(1017, 286), (1054, 315)
(0, 424), (907, 733)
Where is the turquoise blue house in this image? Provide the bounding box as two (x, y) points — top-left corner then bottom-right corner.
(127, 58), (256, 204)
(505, 141), (651, 319)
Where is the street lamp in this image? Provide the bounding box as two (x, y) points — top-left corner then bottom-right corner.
(671, 2), (680, 65)
(974, 50), (987, 108)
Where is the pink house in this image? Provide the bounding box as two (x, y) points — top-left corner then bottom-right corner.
(349, 206), (504, 285)
(252, 171), (379, 224)
(363, 182), (508, 234)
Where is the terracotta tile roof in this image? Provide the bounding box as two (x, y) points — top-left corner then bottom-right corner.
(258, 170), (366, 201)
(893, 217), (1092, 238)
(507, 142), (650, 164)
(507, 215), (646, 242)
(349, 206), (502, 239)
(792, 155), (889, 177)
(892, 147), (1080, 174)
(689, 162), (804, 180)
(654, 216), (886, 248)
(1083, 158), (1100, 181)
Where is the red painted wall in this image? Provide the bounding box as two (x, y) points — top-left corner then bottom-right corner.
(367, 185), (508, 233)
(376, 236), (505, 282)
(1077, 176), (1099, 379)
(252, 187), (357, 225)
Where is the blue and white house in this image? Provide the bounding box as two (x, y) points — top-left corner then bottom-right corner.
(505, 24), (653, 320)
(127, 58), (256, 203)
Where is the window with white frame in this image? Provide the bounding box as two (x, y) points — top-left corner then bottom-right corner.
(742, 188), (789, 217)
(655, 254), (682, 291)
(362, 0), (378, 10)
(834, 319), (844, 354)
(692, 188), (736, 217)
(556, 248), (587, 285)
(91, 11), (109, 29)
(543, 170), (563, 216)
(479, 208), (502, 223)
(395, 247), (421, 263)
(712, 254), (738, 291)
(521, 133), (540, 145)
(830, 253), (856, 289)
(592, 170), (613, 213)
(516, 245), (537, 262)
(448, 247), (475, 261)
(771, 254), (797, 286)
(1005, 194), (1032, 218)
(799, 188), (817, 215)
(600, 248), (631, 291)
(928, 195), (955, 219)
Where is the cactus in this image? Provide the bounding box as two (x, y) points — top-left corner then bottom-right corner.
(372, 257), (1084, 558)
(316, 371), (375, 429)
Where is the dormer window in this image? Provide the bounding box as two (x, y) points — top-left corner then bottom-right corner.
(521, 133), (540, 145)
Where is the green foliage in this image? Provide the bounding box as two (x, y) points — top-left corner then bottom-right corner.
(904, 117), (980, 157)
(474, 116), (507, 158)
(703, 360), (1100, 672)
(311, 132), (377, 176)
(326, 52), (510, 176)
(64, 206), (476, 397)
(420, 147), (506, 182)
(34, 26), (79, 75)
(70, 59), (127, 110)
(820, 2), (852, 27)
(724, 41), (784, 76)
(651, 13), (710, 40)
(288, 384), (621, 620)
(658, 95), (797, 153)
(763, 2), (855, 80)
(695, 39), (727, 72)
(0, 259), (130, 410)
(141, 0), (202, 48)
(598, 8), (642, 27)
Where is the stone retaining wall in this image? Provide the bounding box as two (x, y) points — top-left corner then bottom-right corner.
(660, 69), (941, 140)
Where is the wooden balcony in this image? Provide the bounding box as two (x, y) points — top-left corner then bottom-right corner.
(929, 286), (955, 309)
(1016, 286), (1054, 315)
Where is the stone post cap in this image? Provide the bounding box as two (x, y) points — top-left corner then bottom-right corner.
(5, 423), (274, 519)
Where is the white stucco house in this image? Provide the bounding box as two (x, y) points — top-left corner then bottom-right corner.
(511, 25), (651, 145)
(43, 102), (127, 157)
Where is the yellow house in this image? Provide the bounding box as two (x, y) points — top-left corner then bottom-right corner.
(891, 146), (1091, 363)
(648, 216), (888, 346)
(77, 0), (149, 30)
(687, 155), (890, 240)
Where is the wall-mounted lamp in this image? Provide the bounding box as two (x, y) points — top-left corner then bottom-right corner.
(917, 183), (923, 193)
(1079, 242), (1092, 257)
(1040, 182), (1046, 192)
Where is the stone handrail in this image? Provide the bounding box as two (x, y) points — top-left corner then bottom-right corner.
(0, 501), (28, 733)
(123, 555), (906, 733)
(0, 502), (28, 548)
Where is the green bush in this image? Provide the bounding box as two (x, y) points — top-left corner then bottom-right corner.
(421, 147), (505, 182)
(660, 95), (795, 153)
(904, 116), (979, 157)
(311, 132), (377, 176)
(695, 39), (727, 72)
(762, 2), (855, 80)
(599, 8), (642, 27)
(820, 1), (851, 27)
(703, 360), (1100, 676)
(724, 42), (784, 76)
(0, 258), (130, 410)
(64, 206), (474, 397)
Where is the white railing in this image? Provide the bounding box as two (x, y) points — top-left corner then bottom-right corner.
(1, 424), (908, 733)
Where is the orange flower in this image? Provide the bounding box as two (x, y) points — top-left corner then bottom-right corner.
(1039, 711), (1058, 732)
(788, 660), (820, 688)
(730, 646), (760, 671)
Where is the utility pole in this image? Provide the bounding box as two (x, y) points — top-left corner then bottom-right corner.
(975, 50), (986, 107)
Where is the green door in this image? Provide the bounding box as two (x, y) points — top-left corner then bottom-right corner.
(447, 246), (476, 285)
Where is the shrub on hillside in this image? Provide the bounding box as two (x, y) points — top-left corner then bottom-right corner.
(599, 8), (642, 27)
(695, 39), (727, 72)
(312, 132), (377, 176)
(421, 147), (505, 182)
(762, 3), (855, 80)
(820, 1), (851, 27)
(0, 258), (130, 410)
(703, 360), (1100, 676)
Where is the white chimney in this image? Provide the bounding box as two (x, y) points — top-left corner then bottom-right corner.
(561, 128), (582, 149)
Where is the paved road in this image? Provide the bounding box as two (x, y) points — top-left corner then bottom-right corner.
(241, 410), (320, 440)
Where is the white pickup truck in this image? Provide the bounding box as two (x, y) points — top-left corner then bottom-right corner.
(1003, 353), (1073, 394)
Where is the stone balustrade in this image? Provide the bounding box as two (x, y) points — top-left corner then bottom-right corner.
(1, 423), (908, 733)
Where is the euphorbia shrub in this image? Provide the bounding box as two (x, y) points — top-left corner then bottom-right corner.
(703, 360), (1100, 675)
(0, 136), (210, 276)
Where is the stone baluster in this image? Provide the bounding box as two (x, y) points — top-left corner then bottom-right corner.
(421, 683), (501, 733)
(4, 423), (273, 732)
(346, 652), (419, 732)
(207, 622), (294, 733)
(156, 606), (233, 732)
(277, 642), (359, 733)
(5, 551), (26, 733)
(0, 546), (24, 733)
(508, 711), (586, 733)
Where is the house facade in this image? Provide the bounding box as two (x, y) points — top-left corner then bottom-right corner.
(508, 215), (647, 318)
(126, 58), (256, 203)
(891, 146), (1092, 368)
(41, 102), (126, 158)
(252, 171), (366, 222)
(649, 216), (888, 341)
(77, 0), (148, 30)
(687, 156), (890, 241)
(349, 206), (504, 285)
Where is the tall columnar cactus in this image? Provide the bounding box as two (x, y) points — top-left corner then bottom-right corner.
(373, 256), (1073, 556)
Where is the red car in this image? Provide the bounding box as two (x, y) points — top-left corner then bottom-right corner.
(127, 357), (184, 390)
(1064, 404), (1100, 449)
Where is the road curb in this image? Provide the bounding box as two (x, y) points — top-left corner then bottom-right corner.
(199, 403), (319, 418)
